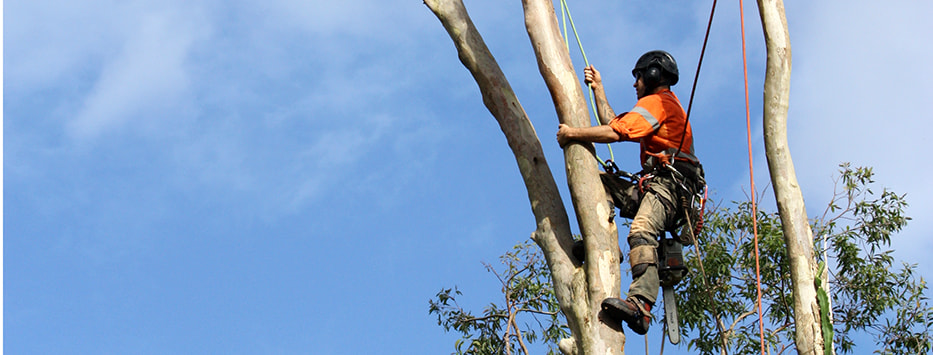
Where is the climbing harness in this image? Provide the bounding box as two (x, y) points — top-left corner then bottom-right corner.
(660, 161), (707, 245)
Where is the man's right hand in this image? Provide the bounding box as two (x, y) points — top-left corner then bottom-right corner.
(584, 65), (603, 89)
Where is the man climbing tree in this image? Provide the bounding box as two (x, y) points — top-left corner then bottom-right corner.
(557, 50), (705, 335)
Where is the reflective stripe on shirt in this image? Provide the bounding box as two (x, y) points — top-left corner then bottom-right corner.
(631, 106), (660, 131)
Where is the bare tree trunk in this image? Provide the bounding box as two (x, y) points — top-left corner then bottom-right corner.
(424, 0), (623, 354)
(521, 0), (623, 353)
(756, 0), (824, 354)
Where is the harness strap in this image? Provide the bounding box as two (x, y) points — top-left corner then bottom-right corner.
(646, 148), (700, 168)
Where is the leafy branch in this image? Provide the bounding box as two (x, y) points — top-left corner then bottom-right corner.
(429, 241), (570, 355)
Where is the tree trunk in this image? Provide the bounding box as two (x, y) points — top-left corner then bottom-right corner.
(425, 0), (623, 354)
(756, 0), (825, 353)
(521, 0), (623, 353)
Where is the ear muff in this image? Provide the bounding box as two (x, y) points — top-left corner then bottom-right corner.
(642, 65), (662, 87)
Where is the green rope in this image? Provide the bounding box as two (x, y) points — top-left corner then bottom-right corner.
(561, 1), (569, 52)
(559, 0), (615, 167)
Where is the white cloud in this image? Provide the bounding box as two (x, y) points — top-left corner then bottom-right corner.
(68, 8), (211, 140)
(5, 0), (121, 92)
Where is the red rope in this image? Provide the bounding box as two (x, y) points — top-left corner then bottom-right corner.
(739, 0), (767, 353)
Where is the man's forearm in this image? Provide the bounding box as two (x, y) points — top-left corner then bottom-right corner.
(568, 124), (623, 143)
(591, 85), (616, 125)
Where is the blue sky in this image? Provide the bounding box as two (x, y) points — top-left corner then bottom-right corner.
(5, 0), (933, 354)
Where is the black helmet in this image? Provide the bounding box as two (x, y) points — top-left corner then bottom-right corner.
(632, 50), (679, 87)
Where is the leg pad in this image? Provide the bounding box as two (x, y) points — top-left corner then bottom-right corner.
(629, 244), (657, 278)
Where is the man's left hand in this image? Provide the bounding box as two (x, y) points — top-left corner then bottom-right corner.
(557, 124), (574, 148)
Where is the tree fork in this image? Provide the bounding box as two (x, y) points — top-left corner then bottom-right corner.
(425, 0), (624, 353)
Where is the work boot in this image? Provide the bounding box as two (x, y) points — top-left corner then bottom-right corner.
(601, 297), (652, 335)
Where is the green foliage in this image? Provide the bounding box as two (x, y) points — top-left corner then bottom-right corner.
(429, 240), (570, 355)
(431, 164), (932, 355)
(679, 200), (797, 354)
(820, 164), (932, 354)
(678, 163), (933, 354)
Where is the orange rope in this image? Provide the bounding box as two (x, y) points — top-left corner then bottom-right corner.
(738, 0), (767, 354)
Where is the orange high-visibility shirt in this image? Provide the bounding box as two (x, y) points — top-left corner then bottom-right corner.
(608, 89), (698, 168)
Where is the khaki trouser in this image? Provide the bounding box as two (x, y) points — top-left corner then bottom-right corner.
(626, 175), (679, 304)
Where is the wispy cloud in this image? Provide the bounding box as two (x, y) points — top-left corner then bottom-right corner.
(7, 0), (453, 213)
(68, 9), (211, 140)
